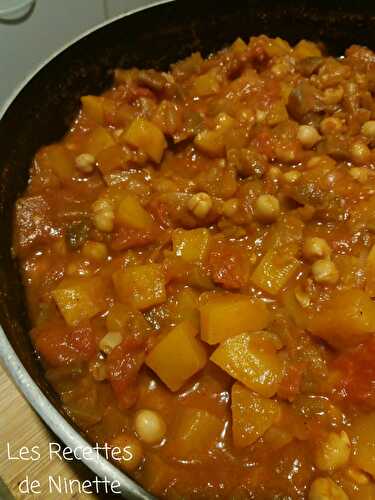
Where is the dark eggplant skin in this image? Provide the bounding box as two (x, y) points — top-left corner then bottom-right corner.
(0, 0), (374, 495)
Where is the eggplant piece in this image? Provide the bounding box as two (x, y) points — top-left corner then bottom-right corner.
(287, 82), (323, 123)
(65, 218), (92, 250)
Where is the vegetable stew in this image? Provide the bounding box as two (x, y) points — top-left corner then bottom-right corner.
(13, 34), (375, 499)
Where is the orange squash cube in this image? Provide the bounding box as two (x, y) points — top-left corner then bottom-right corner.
(121, 118), (167, 163)
(42, 144), (76, 181)
(112, 264), (166, 310)
(251, 248), (301, 295)
(170, 288), (200, 328)
(210, 332), (282, 397)
(172, 228), (211, 263)
(365, 244), (375, 297)
(52, 276), (107, 326)
(81, 95), (105, 124)
(116, 194), (154, 231)
(167, 408), (223, 458)
(200, 293), (271, 345)
(293, 40), (322, 59)
(192, 69), (221, 97)
(194, 112), (235, 157)
(231, 382), (281, 447)
(231, 37), (248, 54)
(146, 321), (207, 391)
(85, 127), (115, 156)
(351, 412), (375, 477)
(308, 289), (375, 348)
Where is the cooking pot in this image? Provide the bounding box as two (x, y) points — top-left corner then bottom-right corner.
(1, 0), (374, 497)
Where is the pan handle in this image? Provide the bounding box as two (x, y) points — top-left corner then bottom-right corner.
(0, 0), (35, 20)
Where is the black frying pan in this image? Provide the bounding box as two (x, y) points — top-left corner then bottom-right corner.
(0, 1), (374, 498)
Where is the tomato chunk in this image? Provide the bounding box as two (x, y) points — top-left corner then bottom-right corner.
(106, 336), (146, 408)
(32, 321), (96, 367)
(207, 241), (250, 289)
(333, 337), (375, 408)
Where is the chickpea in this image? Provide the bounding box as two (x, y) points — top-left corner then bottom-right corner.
(349, 167), (368, 183)
(92, 198), (115, 232)
(75, 153), (96, 173)
(254, 194), (280, 223)
(222, 198), (239, 217)
(309, 477), (348, 500)
(82, 241), (108, 261)
(110, 434), (143, 472)
(297, 125), (322, 148)
(361, 120), (375, 139)
(315, 430), (351, 471)
(187, 192), (213, 218)
(99, 331), (123, 354)
(303, 237), (331, 261)
(312, 259), (339, 285)
(134, 409), (167, 445)
(350, 142), (371, 165)
(320, 117), (343, 136)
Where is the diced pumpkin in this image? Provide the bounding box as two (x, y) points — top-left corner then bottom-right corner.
(351, 412), (375, 477)
(266, 101), (289, 126)
(116, 194), (154, 231)
(172, 228), (211, 263)
(293, 40), (322, 59)
(231, 382), (281, 447)
(146, 321), (207, 391)
(170, 287), (200, 327)
(263, 37), (291, 57)
(192, 69), (221, 97)
(263, 214), (304, 251)
(231, 37), (248, 54)
(81, 95), (104, 124)
(42, 144), (76, 181)
(52, 276), (107, 326)
(251, 248), (301, 295)
(366, 244), (375, 297)
(96, 145), (129, 176)
(85, 127), (115, 156)
(210, 332), (282, 397)
(141, 454), (176, 496)
(194, 112), (235, 157)
(121, 117), (167, 163)
(308, 289), (375, 349)
(200, 293), (271, 345)
(194, 129), (224, 157)
(168, 408), (223, 458)
(113, 263), (166, 310)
